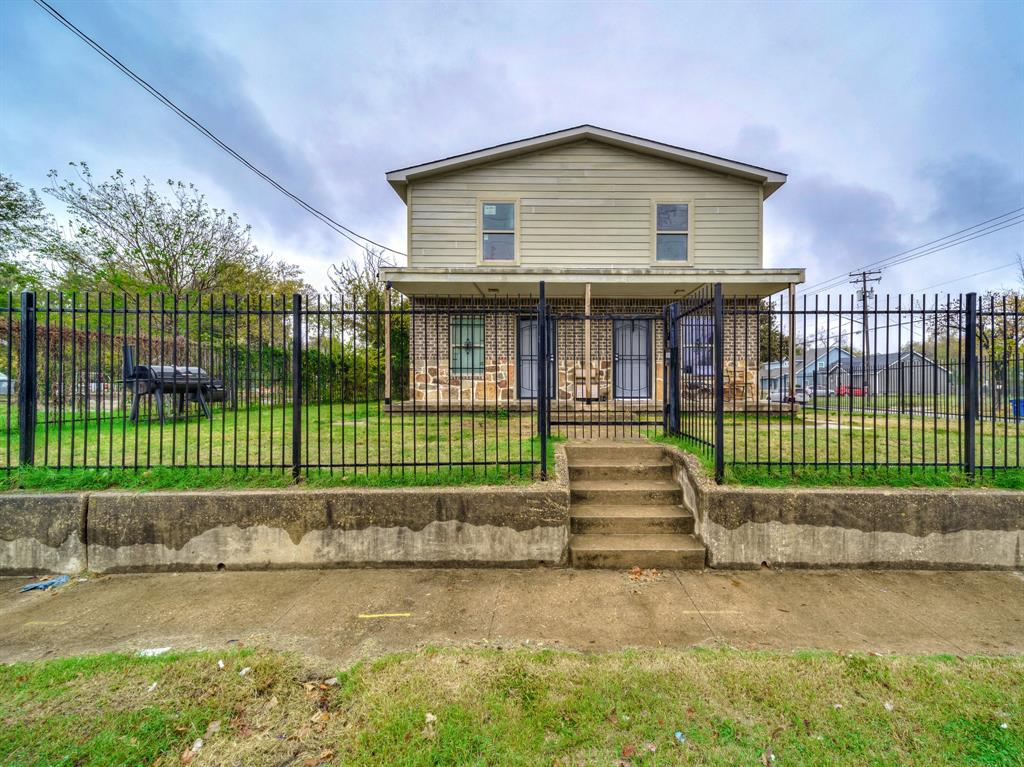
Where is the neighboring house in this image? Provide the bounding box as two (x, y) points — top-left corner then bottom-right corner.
(847, 352), (952, 396)
(380, 125), (804, 404)
(759, 347), (850, 394)
(761, 347), (951, 396)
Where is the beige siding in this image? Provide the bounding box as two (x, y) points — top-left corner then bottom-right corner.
(407, 139), (763, 269)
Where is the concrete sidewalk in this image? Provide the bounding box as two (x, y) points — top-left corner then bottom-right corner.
(1, 568), (1022, 664)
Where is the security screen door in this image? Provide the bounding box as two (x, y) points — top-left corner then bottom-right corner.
(613, 319), (651, 399)
(517, 317), (555, 398)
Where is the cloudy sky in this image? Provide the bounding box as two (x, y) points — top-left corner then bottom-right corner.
(2, 0), (1022, 296)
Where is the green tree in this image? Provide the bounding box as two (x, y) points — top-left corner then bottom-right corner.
(0, 172), (49, 292)
(44, 162), (303, 297)
(758, 298), (795, 363)
(327, 248), (410, 401)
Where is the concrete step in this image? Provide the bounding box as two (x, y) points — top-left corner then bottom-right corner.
(569, 533), (706, 569)
(570, 480), (681, 507)
(566, 444), (666, 463)
(568, 460), (673, 482)
(571, 504), (694, 535)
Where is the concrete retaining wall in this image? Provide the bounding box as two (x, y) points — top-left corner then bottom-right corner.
(663, 445), (1024, 570)
(87, 483), (568, 573)
(0, 494), (87, 575)
(1, 448), (570, 574)
(4, 442), (1021, 573)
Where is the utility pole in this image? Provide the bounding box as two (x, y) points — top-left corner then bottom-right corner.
(850, 270), (882, 396)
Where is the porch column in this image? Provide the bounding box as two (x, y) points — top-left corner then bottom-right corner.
(584, 282), (592, 399)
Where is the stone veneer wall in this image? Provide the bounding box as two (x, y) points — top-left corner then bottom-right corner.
(408, 296), (758, 404)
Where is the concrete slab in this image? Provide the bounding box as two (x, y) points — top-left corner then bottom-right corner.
(0, 568), (1021, 665)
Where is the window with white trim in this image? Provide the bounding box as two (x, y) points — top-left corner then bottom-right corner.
(481, 202), (515, 262)
(655, 203), (689, 262)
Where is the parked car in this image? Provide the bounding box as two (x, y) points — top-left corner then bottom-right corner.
(767, 387), (808, 405)
(804, 385), (830, 399)
(836, 385), (867, 396)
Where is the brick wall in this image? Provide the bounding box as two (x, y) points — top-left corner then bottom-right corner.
(405, 296), (761, 405)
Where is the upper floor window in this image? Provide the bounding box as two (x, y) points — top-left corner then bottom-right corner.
(481, 202), (515, 262)
(655, 202), (689, 262)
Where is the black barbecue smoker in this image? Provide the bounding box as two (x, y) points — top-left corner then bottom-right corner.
(123, 344), (226, 422)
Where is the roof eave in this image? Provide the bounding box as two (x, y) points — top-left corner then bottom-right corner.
(385, 125), (787, 202)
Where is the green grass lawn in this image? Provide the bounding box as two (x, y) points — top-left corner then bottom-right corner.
(1, 398), (1022, 490)
(0, 647), (1020, 766)
(0, 402), (547, 490)
(657, 409), (1024, 489)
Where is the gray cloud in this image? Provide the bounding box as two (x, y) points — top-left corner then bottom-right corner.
(3, 0), (1022, 291)
(920, 153), (1024, 228)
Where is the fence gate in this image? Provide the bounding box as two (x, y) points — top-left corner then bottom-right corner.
(664, 284), (725, 480)
(534, 283), (711, 443)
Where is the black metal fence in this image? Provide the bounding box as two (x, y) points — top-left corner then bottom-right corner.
(2, 284), (1020, 484)
(666, 287), (1023, 481)
(1, 290), (543, 480)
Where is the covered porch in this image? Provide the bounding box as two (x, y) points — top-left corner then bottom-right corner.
(381, 266), (803, 412)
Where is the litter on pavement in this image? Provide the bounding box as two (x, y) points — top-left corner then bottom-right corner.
(19, 575), (70, 593)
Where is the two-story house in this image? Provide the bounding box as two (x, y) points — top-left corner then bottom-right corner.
(381, 125), (805, 406)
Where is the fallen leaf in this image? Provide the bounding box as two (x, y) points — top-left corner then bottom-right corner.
(205, 720), (221, 736)
(622, 744), (636, 758)
(642, 741), (657, 752)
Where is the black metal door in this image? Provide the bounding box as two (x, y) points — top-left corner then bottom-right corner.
(613, 319), (651, 399)
(517, 317), (555, 399)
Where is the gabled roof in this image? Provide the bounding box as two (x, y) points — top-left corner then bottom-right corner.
(385, 124), (788, 202)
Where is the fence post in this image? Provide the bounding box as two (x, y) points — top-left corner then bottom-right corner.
(537, 281), (548, 480)
(384, 282), (392, 405)
(291, 293), (302, 481)
(963, 292), (977, 478)
(712, 284), (725, 484)
(18, 291), (37, 467)
(665, 302), (681, 435)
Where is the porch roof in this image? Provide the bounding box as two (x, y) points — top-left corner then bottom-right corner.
(380, 266), (804, 299)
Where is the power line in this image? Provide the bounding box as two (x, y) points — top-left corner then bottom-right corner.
(918, 260), (1019, 292)
(799, 207), (1024, 295)
(800, 208), (1024, 293)
(32, 0), (406, 260)
(802, 215), (1024, 296)
(802, 217), (1023, 296)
